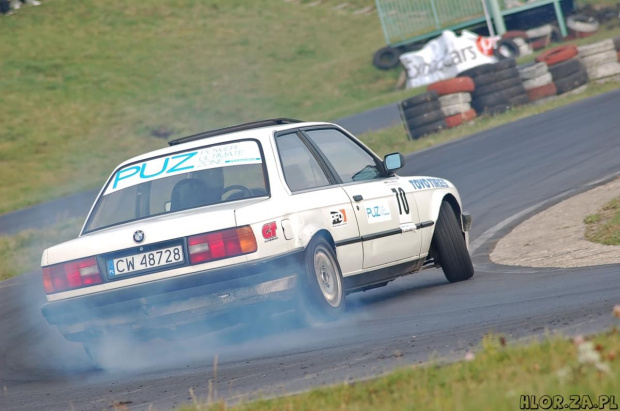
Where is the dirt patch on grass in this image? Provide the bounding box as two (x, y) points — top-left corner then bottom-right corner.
(491, 177), (620, 268)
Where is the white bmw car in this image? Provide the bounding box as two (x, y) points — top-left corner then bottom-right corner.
(41, 119), (473, 362)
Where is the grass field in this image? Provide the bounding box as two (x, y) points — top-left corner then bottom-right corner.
(0, 0), (394, 214)
(585, 196), (620, 246)
(2, 1), (620, 215)
(180, 327), (620, 411)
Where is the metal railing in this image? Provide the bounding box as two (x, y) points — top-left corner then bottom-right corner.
(375, 0), (485, 45)
(375, 0), (569, 47)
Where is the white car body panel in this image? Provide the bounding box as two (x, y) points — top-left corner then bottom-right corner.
(40, 120), (471, 339)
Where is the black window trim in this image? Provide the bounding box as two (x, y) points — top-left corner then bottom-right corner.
(298, 125), (389, 183)
(273, 129), (336, 193)
(82, 138), (271, 235)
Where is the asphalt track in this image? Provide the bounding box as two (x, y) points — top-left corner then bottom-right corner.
(1, 90), (620, 410)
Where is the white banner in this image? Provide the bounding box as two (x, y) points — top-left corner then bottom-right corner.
(400, 30), (499, 89)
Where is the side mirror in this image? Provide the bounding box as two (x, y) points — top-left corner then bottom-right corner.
(384, 152), (405, 174)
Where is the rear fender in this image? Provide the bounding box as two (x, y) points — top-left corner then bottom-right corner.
(297, 224), (335, 251)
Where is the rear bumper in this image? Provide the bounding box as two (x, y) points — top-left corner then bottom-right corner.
(41, 250), (303, 339)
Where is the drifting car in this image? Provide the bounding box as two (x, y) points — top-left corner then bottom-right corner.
(40, 119), (473, 362)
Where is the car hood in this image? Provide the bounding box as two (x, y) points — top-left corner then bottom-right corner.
(44, 197), (267, 266)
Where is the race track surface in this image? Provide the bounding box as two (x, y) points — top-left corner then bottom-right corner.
(1, 90), (620, 410)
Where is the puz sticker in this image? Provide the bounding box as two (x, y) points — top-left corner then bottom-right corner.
(365, 201), (391, 223)
(330, 209), (348, 227)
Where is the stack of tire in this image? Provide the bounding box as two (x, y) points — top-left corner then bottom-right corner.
(519, 62), (556, 103)
(566, 14), (599, 40)
(534, 45), (588, 97)
(525, 24), (562, 51)
(548, 58), (589, 96)
(398, 91), (446, 140)
(577, 39), (620, 82)
(502, 31), (532, 57)
(459, 59), (528, 115)
(426, 77), (477, 129)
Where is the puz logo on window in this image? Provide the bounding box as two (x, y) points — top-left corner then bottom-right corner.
(330, 209), (348, 227)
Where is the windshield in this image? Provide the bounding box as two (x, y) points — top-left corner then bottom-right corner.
(83, 140), (268, 233)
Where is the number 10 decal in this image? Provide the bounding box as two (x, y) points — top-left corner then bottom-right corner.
(391, 188), (410, 215)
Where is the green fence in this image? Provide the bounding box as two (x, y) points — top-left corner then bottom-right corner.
(375, 0), (486, 45)
(375, 0), (569, 47)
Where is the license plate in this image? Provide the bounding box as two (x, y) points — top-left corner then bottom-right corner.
(107, 245), (184, 277)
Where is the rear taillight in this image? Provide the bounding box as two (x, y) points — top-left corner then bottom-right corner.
(188, 226), (257, 265)
(42, 257), (102, 294)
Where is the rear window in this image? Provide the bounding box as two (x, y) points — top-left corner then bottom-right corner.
(83, 140), (268, 233)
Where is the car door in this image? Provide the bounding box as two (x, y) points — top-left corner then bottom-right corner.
(301, 127), (422, 269)
(274, 131), (363, 276)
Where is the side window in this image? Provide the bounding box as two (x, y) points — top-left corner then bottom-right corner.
(276, 133), (330, 192)
(304, 128), (382, 183)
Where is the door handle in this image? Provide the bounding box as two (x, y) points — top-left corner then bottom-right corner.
(352, 195), (363, 202)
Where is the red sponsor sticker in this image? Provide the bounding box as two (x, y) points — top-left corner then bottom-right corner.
(262, 222), (277, 239)
(330, 209), (348, 227)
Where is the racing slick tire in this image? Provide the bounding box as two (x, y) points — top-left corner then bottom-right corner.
(298, 237), (346, 322)
(432, 201), (474, 283)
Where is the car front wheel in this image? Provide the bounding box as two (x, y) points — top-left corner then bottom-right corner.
(298, 237), (346, 323)
(432, 201), (474, 283)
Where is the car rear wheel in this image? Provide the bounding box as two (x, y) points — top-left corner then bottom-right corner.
(298, 237), (346, 323)
(432, 201), (474, 283)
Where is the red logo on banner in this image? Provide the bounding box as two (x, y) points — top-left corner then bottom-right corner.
(476, 36), (495, 57)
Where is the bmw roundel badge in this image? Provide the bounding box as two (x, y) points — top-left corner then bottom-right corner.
(133, 230), (145, 243)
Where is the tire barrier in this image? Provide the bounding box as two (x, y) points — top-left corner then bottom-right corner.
(427, 77), (475, 95)
(526, 82), (558, 101)
(399, 91), (447, 140)
(468, 59), (528, 115)
(519, 62), (554, 102)
(445, 109), (477, 128)
(535, 45), (578, 66)
(373, 46), (402, 70)
(576, 39), (620, 81)
(566, 14), (599, 34)
(396, 34), (620, 140)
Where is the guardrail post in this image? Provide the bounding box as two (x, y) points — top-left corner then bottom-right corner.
(430, 0), (441, 30)
(486, 0), (506, 35)
(374, 0), (391, 45)
(553, 0), (568, 38)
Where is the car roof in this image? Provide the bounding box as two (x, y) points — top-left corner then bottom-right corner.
(115, 120), (335, 169)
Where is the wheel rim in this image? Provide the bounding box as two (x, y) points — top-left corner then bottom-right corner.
(313, 247), (342, 308)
